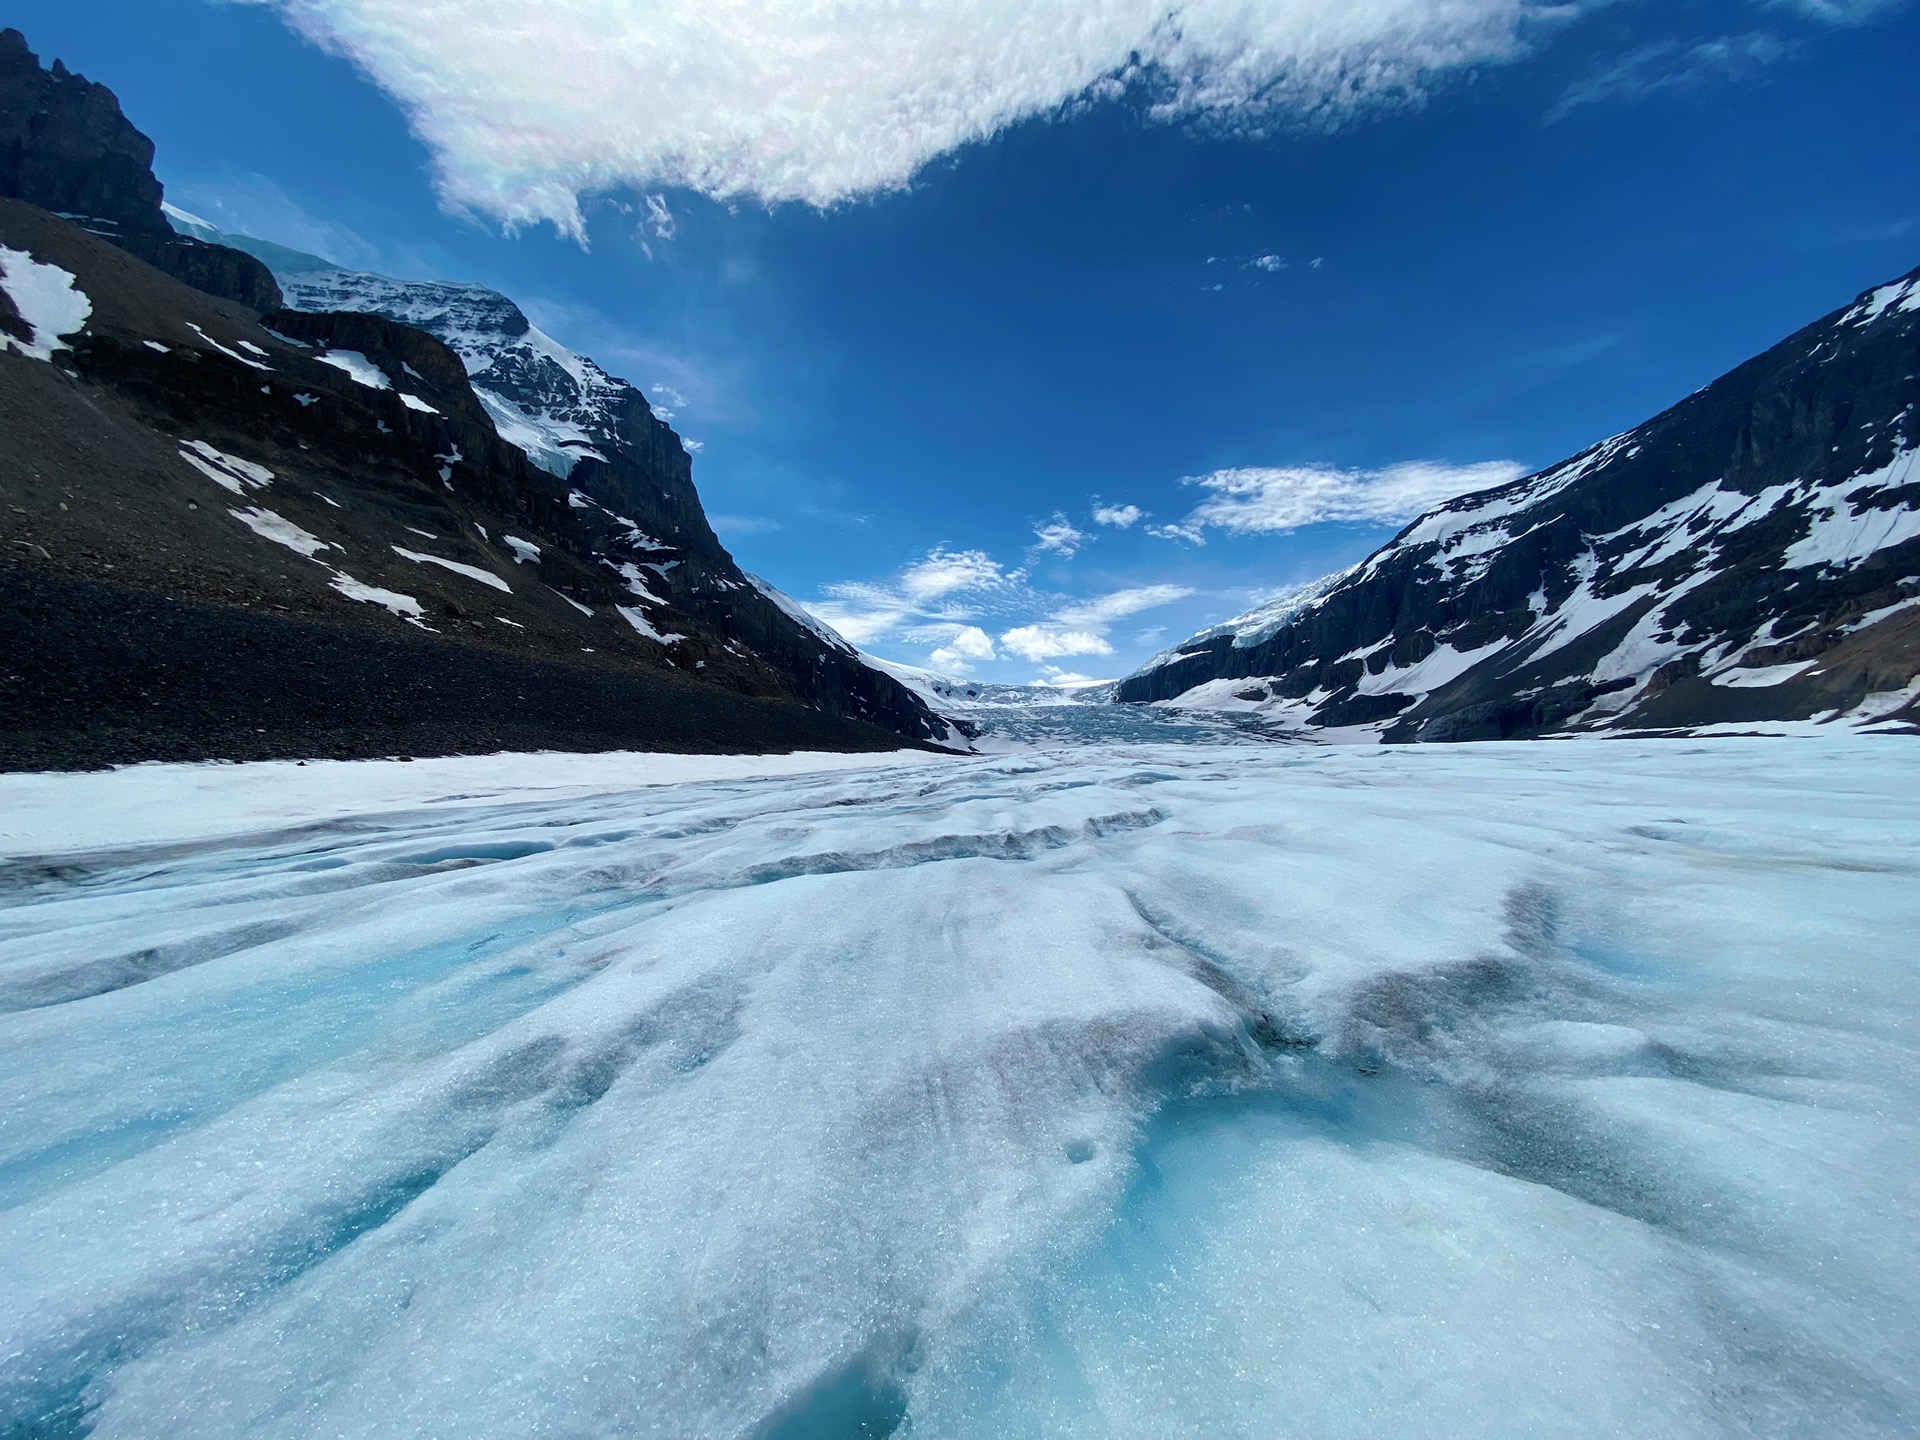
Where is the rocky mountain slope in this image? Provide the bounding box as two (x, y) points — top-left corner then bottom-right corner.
(0, 29), (279, 311)
(0, 30), (952, 767)
(1120, 269), (1920, 739)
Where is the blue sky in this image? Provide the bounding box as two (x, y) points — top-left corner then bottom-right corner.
(14, 0), (1919, 681)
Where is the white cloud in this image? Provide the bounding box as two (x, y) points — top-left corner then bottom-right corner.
(812, 557), (1187, 671)
(899, 548), (1011, 601)
(1249, 253), (1287, 271)
(1091, 503), (1144, 528)
(1032, 514), (1088, 557)
(643, 194), (676, 239)
(812, 547), (1016, 646)
(1000, 582), (1192, 660)
(1146, 520), (1208, 544)
(928, 625), (997, 673)
(164, 172), (385, 270)
(1772, 0), (1906, 21)
(1053, 584), (1193, 626)
(1547, 33), (1791, 122)
(1000, 624), (1115, 663)
(242, 0), (1551, 233)
(1037, 666), (1109, 688)
(1156, 459), (1525, 541)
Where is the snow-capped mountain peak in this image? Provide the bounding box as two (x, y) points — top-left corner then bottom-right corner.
(277, 266), (645, 480)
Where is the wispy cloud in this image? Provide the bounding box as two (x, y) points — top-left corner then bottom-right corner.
(1032, 514), (1089, 557)
(162, 172), (386, 271)
(1547, 32), (1791, 122)
(1053, 584), (1194, 626)
(241, 0), (1554, 234)
(1151, 460), (1526, 543)
(1771, 0), (1907, 21)
(810, 547), (1020, 647)
(1091, 503), (1144, 528)
(710, 514), (782, 537)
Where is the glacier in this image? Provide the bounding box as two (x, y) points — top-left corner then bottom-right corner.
(1, 735), (1916, 1438)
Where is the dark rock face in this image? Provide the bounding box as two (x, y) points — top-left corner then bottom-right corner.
(1119, 268), (1920, 738)
(263, 258), (946, 740)
(0, 28), (280, 311)
(0, 569), (914, 771)
(0, 25), (953, 763)
(0, 197), (948, 764)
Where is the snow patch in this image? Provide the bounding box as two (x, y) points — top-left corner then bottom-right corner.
(178, 441), (273, 495)
(748, 574), (855, 652)
(315, 350), (392, 390)
(228, 507), (333, 559)
(616, 605), (685, 644)
(327, 572), (427, 619)
(1783, 449), (1920, 570)
(391, 547), (512, 592)
(0, 246), (90, 361)
(185, 322), (270, 371)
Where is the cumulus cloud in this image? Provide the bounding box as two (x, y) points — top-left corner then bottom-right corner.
(1037, 666), (1109, 688)
(240, 0), (1550, 233)
(1032, 514), (1088, 556)
(1000, 583), (1192, 661)
(1152, 459), (1525, 542)
(928, 625), (998, 673)
(1091, 503), (1144, 528)
(811, 554), (1189, 673)
(1000, 624), (1115, 663)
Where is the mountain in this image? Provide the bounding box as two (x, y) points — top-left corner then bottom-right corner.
(1119, 270), (1920, 739)
(0, 29), (280, 311)
(0, 30), (954, 768)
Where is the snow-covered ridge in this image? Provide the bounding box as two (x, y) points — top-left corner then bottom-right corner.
(1125, 268), (1920, 739)
(1135, 568), (1356, 674)
(278, 266), (646, 479)
(747, 574), (856, 654)
(160, 214), (678, 483)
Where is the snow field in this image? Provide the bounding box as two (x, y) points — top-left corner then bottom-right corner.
(0, 738), (1915, 1437)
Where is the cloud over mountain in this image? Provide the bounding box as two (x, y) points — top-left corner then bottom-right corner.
(241, 0), (1552, 234)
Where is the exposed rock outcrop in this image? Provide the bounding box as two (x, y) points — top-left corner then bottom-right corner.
(0, 27), (279, 310)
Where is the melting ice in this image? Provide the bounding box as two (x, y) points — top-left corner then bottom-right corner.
(0, 737), (1915, 1437)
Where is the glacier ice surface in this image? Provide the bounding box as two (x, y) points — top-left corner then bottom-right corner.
(0, 737), (1915, 1438)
